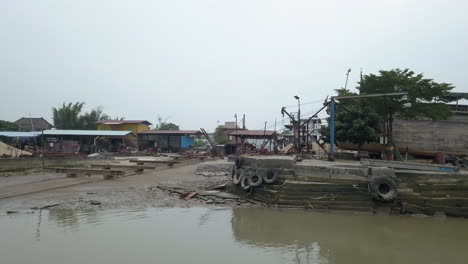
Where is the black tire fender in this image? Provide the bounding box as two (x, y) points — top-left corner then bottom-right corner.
(232, 168), (244, 185)
(257, 168), (278, 184)
(369, 175), (397, 202)
(240, 171), (251, 191)
(247, 171), (263, 187)
(235, 156), (244, 168)
(231, 165), (236, 178)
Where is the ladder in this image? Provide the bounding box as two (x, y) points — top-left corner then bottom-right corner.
(200, 128), (224, 159)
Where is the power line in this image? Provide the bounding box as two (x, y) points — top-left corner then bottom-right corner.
(283, 99), (324, 108)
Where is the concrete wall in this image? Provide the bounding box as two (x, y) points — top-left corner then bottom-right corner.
(393, 117), (468, 155)
(338, 113), (468, 156)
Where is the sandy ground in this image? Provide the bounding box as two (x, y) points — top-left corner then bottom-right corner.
(0, 141), (32, 157)
(0, 159), (257, 213)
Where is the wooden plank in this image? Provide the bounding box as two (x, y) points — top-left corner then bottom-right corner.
(90, 164), (156, 170)
(129, 159), (179, 165)
(53, 167), (126, 177)
(361, 159), (458, 172)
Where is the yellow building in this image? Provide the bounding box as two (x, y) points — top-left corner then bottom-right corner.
(96, 120), (152, 149)
(96, 120), (152, 134)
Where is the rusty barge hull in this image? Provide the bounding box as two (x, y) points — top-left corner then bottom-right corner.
(236, 156), (468, 217)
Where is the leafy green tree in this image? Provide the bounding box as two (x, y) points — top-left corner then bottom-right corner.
(359, 68), (453, 121)
(52, 102), (110, 129)
(0, 120), (20, 131)
(157, 123), (180, 130)
(154, 116), (179, 130)
(359, 69), (453, 143)
(214, 125), (227, 144)
(80, 106), (110, 130)
(321, 69), (454, 146)
(321, 89), (381, 147)
(52, 102), (85, 129)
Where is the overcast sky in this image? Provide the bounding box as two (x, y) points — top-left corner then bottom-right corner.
(1, 0), (467, 131)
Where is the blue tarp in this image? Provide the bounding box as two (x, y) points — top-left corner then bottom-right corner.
(180, 136), (194, 148)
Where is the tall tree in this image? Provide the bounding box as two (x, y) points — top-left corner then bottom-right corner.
(321, 89), (381, 147)
(80, 106), (110, 130)
(52, 102), (85, 129)
(213, 125), (227, 144)
(359, 69), (454, 143)
(154, 116), (179, 130)
(359, 68), (453, 121)
(321, 69), (454, 145)
(52, 102), (111, 129)
(0, 120), (20, 131)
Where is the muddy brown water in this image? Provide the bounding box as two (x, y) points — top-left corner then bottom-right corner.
(1, 208), (468, 264)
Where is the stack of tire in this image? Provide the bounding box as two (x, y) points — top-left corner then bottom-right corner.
(231, 156), (278, 191)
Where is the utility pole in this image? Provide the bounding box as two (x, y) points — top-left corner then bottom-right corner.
(274, 119), (277, 152)
(242, 114), (246, 129)
(294, 95), (301, 153)
(329, 99), (335, 161)
(360, 68), (363, 86)
(344, 68), (351, 92)
(234, 114), (238, 146)
(29, 113), (38, 155)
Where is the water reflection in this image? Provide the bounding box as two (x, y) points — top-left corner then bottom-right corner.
(1, 207), (468, 264)
(231, 208), (468, 264)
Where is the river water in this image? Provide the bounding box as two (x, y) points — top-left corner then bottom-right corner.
(1, 207), (468, 264)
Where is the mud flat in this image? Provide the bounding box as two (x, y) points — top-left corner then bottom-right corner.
(235, 156), (468, 217)
(0, 158), (260, 213)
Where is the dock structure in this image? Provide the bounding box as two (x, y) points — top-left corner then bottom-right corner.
(232, 156), (468, 217)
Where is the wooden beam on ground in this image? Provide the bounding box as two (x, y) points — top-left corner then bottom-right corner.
(90, 164), (156, 174)
(90, 164), (156, 170)
(360, 159), (458, 172)
(129, 159), (180, 167)
(53, 167), (126, 179)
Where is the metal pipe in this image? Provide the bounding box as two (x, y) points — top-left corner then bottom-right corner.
(333, 92), (407, 100)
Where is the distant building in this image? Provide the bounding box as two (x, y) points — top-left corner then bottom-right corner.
(14, 117), (53, 132)
(219, 121), (246, 144)
(96, 120), (152, 147)
(138, 130), (202, 152)
(283, 115), (322, 142)
(96, 120), (152, 134)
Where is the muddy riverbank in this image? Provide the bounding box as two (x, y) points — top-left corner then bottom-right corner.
(0, 160), (259, 213)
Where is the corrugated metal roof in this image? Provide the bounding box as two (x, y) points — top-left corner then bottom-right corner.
(96, 120), (152, 125)
(42, 130), (133, 136)
(0, 131), (41, 137)
(229, 130), (276, 137)
(139, 130), (201, 135)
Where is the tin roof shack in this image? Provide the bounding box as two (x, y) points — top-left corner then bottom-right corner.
(41, 130), (135, 156)
(96, 120), (151, 147)
(138, 130), (202, 153)
(14, 117), (52, 132)
(229, 130), (277, 154)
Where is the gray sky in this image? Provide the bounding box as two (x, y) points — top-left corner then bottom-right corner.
(1, 0), (467, 131)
